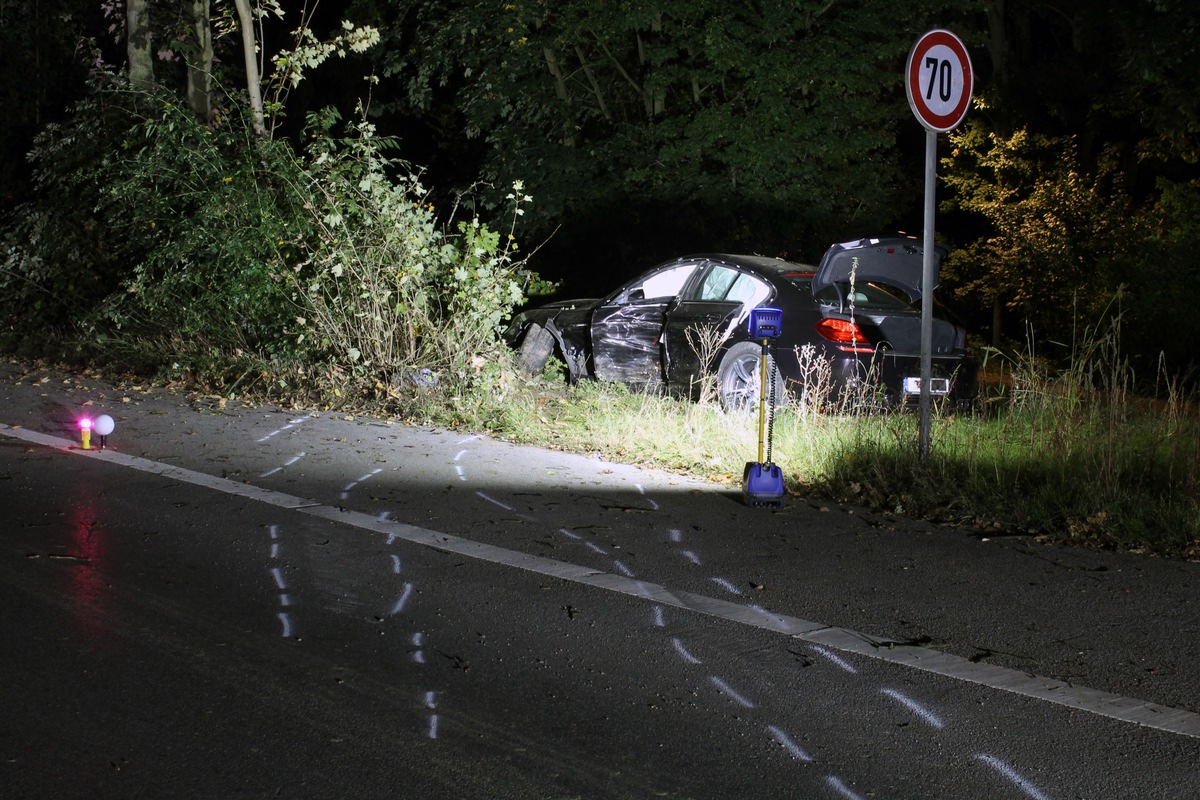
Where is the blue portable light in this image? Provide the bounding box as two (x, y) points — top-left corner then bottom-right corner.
(743, 308), (786, 507)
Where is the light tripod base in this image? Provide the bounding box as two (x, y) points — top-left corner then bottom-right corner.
(743, 461), (785, 507)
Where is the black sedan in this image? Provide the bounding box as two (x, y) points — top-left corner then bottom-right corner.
(505, 236), (978, 411)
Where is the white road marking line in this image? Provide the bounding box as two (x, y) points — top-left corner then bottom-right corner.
(635, 484), (660, 510)
(881, 687), (945, 729)
(766, 724), (813, 762)
(257, 416), (312, 443)
(612, 559), (635, 577)
(5, 421), (1199, 740)
(710, 576), (743, 595)
(825, 775), (866, 800)
(709, 675), (756, 709)
(389, 582), (414, 616)
(475, 491), (512, 511)
(810, 644), (859, 675)
(652, 606), (666, 628)
(975, 753), (1052, 800)
(672, 637), (702, 665)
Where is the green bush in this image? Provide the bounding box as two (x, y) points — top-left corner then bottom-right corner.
(1, 87), (544, 412)
(3, 88), (304, 362)
(287, 108), (543, 409)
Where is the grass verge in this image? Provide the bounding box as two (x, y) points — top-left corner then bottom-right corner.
(490, 375), (1199, 560)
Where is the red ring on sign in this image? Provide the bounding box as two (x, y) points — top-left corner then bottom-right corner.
(906, 29), (973, 132)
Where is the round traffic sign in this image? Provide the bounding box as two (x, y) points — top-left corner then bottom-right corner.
(906, 29), (973, 132)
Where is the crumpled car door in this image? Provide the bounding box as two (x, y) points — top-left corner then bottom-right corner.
(590, 261), (702, 389)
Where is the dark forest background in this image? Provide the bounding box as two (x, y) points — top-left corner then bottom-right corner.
(2, 0), (1198, 388)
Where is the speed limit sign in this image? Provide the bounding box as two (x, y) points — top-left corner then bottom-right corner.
(906, 29), (972, 461)
(906, 29), (973, 132)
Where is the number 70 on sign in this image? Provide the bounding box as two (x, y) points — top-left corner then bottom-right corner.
(906, 29), (973, 132)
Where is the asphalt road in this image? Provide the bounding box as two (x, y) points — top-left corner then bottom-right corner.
(2, 361), (1198, 799)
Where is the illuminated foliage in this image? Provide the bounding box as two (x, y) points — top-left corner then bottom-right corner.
(941, 124), (1133, 337)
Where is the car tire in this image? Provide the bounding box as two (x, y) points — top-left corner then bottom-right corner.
(717, 342), (786, 413)
(518, 323), (555, 376)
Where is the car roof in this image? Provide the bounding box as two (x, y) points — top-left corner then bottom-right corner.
(683, 253), (816, 275)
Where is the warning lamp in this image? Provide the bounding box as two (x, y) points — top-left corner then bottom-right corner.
(94, 414), (114, 448)
(79, 414), (115, 450)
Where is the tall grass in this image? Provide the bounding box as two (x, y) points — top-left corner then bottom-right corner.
(494, 322), (1199, 558)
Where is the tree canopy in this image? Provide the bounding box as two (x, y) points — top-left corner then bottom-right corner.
(375, 0), (975, 282)
(1, 0), (1198, 383)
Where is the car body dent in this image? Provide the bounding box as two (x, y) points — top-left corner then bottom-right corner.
(590, 300), (670, 387)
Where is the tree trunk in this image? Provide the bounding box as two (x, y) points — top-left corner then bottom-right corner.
(992, 295), (1003, 349)
(637, 15), (665, 120)
(233, 0), (267, 138)
(542, 46), (576, 147)
(986, 0), (1008, 94)
(126, 0), (154, 89)
(574, 45), (611, 122)
(186, 0), (213, 122)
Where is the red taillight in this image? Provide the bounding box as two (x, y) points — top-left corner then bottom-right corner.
(815, 318), (874, 353)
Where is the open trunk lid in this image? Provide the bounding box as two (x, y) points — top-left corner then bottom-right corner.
(812, 236), (948, 303)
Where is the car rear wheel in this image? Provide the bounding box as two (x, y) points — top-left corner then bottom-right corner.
(518, 323), (555, 376)
(717, 342), (786, 412)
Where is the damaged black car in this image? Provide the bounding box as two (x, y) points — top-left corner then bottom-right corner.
(504, 236), (978, 411)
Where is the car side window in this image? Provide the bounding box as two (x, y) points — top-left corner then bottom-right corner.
(726, 272), (770, 306)
(628, 263), (699, 302)
(696, 265), (739, 300)
(693, 265), (770, 307)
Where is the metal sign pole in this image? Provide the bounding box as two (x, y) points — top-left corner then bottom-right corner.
(907, 28), (972, 462)
(919, 129), (937, 461)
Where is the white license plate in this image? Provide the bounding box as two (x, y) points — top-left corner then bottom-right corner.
(904, 377), (950, 395)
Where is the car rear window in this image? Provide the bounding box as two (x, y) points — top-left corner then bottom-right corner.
(771, 267), (914, 310)
(813, 280), (914, 311)
(779, 271), (814, 291)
